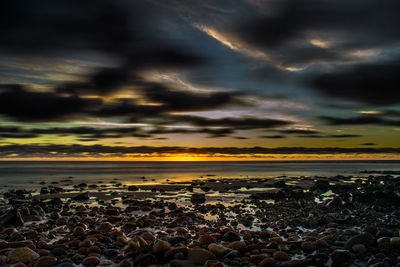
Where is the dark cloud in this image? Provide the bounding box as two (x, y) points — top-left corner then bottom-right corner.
(0, 85), (102, 122)
(160, 115), (293, 130)
(235, 0), (400, 50)
(310, 59), (400, 105)
(0, 125), (235, 140)
(260, 135), (286, 139)
(360, 143), (377, 146)
(143, 84), (242, 111)
(1, 144), (399, 158)
(320, 116), (400, 126)
(0, 0), (144, 55)
(298, 134), (362, 138)
(279, 129), (318, 135)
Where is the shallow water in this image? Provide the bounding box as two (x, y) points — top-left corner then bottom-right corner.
(0, 160), (399, 190)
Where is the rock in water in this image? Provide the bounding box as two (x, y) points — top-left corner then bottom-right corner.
(0, 209), (24, 227)
(72, 192), (89, 201)
(191, 193), (206, 204)
(7, 247), (40, 264)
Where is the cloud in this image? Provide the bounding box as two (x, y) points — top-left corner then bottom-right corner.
(310, 59), (400, 105)
(360, 143), (377, 146)
(1, 144), (399, 158)
(235, 0), (400, 50)
(298, 134), (362, 138)
(0, 84), (102, 122)
(320, 116), (400, 126)
(159, 115), (293, 129)
(279, 129), (318, 135)
(260, 135), (286, 139)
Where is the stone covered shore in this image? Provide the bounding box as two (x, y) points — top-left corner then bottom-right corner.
(0, 174), (400, 267)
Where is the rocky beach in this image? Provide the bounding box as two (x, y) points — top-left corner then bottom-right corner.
(0, 174), (400, 267)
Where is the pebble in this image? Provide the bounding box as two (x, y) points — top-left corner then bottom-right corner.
(187, 248), (217, 264)
(199, 234), (217, 245)
(330, 249), (352, 264)
(272, 251), (290, 261)
(352, 243), (367, 254)
(7, 247), (40, 264)
(73, 226), (85, 236)
(301, 241), (316, 251)
(204, 260), (226, 267)
(259, 257), (275, 267)
(82, 256), (100, 266)
(223, 231), (241, 242)
(153, 240), (171, 255)
(208, 244), (230, 257)
(34, 256), (57, 267)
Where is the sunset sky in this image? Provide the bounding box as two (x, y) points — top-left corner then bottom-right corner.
(0, 0), (399, 160)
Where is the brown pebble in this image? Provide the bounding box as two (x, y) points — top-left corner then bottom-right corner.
(10, 263), (26, 267)
(87, 246), (101, 254)
(204, 260), (226, 267)
(273, 251), (290, 261)
(259, 257), (275, 267)
(37, 249), (50, 256)
(34, 256), (57, 267)
(227, 241), (246, 249)
(199, 234), (217, 245)
(301, 241), (316, 251)
(118, 259), (132, 267)
(153, 240), (171, 255)
(82, 256), (100, 266)
(73, 226), (85, 236)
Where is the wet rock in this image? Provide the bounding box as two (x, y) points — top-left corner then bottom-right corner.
(352, 244), (367, 254)
(191, 193), (206, 204)
(390, 237), (400, 247)
(272, 251), (290, 261)
(7, 247), (40, 264)
(56, 263), (74, 267)
(330, 249), (352, 264)
(141, 232), (155, 241)
(223, 231), (241, 242)
(208, 244), (230, 258)
(133, 253), (156, 266)
(199, 234), (217, 245)
(204, 260), (226, 267)
(82, 256), (100, 266)
(73, 226), (85, 236)
(187, 248), (216, 265)
(118, 259), (131, 267)
(259, 257), (275, 267)
(52, 247), (67, 257)
(169, 259), (195, 267)
(0, 209), (24, 227)
(128, 186), (139, 191)
(72, 192), (89, 201)
(100, 259), (113, 266)
(97, 222), (113, 233)
(227, 241), (246, 250)
(301, 241), (316, 251)
(153, 240), (171, 255)
(34, 256), (57, 267)
(344, 232), (375, 249)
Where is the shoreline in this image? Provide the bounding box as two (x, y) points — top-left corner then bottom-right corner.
(0, 174), (400, 266)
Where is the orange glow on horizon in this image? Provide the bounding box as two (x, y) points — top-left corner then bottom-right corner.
(1, 153), (399, 161)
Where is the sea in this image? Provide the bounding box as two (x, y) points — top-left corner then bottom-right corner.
(0, 161), (399, 191)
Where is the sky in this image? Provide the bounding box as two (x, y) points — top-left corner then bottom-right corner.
(0, 0), (400, 160)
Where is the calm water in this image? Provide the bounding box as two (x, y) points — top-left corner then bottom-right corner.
(0, 161), (399, 190)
